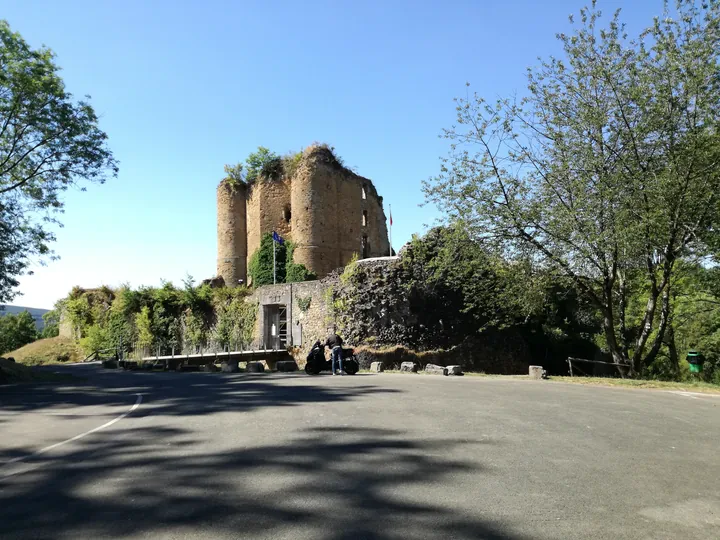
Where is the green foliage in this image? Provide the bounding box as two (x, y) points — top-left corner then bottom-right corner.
(425, 1), (720, 376)
(0, 21), (118, 303)
(0, 310), (37, 355)
(249, 233), (284, 286)
(245, 147), (281, 184)
(282, 151), (303, 178)
(223, 163), (245, 190)
(285, 240), (316, 283)
(40, 308), (60, 338)
(53, 276), (260, 358)
(297, 296), (312, 313)
(80, 324), (111, 355)
(249, 233), (315, 286)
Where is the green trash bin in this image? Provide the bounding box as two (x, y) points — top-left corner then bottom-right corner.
(687, 351), (704, 373)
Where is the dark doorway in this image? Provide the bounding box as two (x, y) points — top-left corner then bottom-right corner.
(263, 304), (288, 350)
(362, 235), (370, 259)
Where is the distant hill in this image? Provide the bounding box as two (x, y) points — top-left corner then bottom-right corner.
(0, 305), (50, 330)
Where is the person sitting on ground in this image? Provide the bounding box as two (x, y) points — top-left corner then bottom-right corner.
(325, 330), (344, 375)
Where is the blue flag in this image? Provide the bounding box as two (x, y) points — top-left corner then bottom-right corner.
(272, 231), (284, 245)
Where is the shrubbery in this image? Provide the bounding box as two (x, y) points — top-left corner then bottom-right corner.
(62, 278), (258, 357)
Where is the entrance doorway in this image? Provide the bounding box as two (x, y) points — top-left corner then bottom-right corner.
(263, 304), (288, 350)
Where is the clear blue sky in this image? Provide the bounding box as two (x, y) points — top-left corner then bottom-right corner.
(5, 0), (655, 309)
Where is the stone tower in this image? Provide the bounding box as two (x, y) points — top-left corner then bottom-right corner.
(216, 144), (390, 285)
(216, 180), (248, 286)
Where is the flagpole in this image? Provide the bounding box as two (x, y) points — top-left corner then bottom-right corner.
(273, 233), (276, 285)
(389, 204), (392, 256)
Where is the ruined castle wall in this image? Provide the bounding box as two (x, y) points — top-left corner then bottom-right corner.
(246, 178), (292, 273)
(366, 187), (390, 258)
(217, 145), (390, 283)
(336, 172), (361, 266)
(216, 181), (247, 286)
(290, 160), (341, 277)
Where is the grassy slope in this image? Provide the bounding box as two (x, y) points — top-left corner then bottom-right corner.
(3, 336), (84, 366)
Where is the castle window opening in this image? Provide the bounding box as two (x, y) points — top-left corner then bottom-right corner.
(362, 235), (369, 259)
(283, 205), (291, 223)
(362, 184), (367, 199)
(362, 210), (367, 227)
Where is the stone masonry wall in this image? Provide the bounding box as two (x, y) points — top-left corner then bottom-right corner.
(246, 277), (338, 363)
(246, 178), (292, 272)
(216, 181), (248, 286)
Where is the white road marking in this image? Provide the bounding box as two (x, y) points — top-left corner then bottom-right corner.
(0, 393), (142, 478)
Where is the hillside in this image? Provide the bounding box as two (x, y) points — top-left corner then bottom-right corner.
(5, 336), (84, 366)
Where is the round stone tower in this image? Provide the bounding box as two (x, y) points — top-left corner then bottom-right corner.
(216, 180), (247, 287)
(290, 147), (340, 277)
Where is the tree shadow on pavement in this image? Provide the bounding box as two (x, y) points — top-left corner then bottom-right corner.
(0, 426), (524, 540)
(0, 368), (401, 420)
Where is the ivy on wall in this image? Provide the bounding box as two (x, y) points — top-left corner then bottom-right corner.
(248, 233), (316, 287)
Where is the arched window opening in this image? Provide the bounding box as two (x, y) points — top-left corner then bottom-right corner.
(362, 210), (368, 227)
(362, 184), (367, 200)
(283, 205), (291, 223)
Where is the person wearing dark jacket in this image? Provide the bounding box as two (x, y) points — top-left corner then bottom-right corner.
(325, 331), (344, 375)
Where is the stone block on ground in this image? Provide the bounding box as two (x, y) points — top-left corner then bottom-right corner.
(221, 360), (239, 373)
(446, 365), (463, 376)
(203, 363), (219, 372)
(529, 365), (545, 380)
(370, 361), (384, 373)
(246, 361), (265, 373)
(276, 360), (298, 372)
(400, 361), (418, 373)
(425, 363), (448, 376)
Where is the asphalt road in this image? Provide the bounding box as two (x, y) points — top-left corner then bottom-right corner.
(1, 365), (719, 540)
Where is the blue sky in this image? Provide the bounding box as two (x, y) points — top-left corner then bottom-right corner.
(5, 0), (655, 308)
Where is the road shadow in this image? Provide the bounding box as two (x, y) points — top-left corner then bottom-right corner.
(0, 367), (401, 420)
(0, 426), (522, 539)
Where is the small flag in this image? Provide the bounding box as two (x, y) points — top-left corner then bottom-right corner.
(389, 209), (393, 226)
(272, 231), (284, 245)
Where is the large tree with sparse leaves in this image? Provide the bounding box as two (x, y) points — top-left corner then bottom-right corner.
(0, 21), (118, 302)
(425, 1), (720, 376)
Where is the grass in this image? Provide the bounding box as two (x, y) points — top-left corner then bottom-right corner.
(0, 357), (74, 384)
(548, 376), (720, 393)
(4, 336), (85, 366)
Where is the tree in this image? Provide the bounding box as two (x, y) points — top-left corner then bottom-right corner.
(245, 146), (281, 183)
(40, 307), (60, 338)
(0, 310), (37, 354)
(0, 21), (118, 302)
(425, 1), (720, 376)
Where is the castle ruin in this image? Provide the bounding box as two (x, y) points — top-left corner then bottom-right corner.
(217, 144), (390, 286)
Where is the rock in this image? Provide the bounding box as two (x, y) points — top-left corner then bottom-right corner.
(446, 365), (463, 376)
(400, 361), (418, 373)
(425, 363), (448, 376)
(370, 361), (384, 372)
(202, 363), (219, 372)
(246, 361), (265, 373)
(5, 357), (15, 363)
(529, 365), (545, 380)
(276, 360), (298, 372)
(221, 360), (239, 373)
(201, 275), (226, 288)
